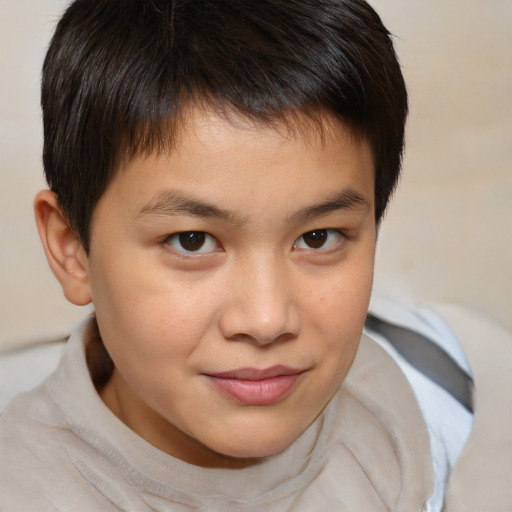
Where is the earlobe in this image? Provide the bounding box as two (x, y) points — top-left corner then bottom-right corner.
(34, 190), (92, 306)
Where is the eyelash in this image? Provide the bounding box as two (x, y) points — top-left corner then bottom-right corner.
(163, 229), (346, 255)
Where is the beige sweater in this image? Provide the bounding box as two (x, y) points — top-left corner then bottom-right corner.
(0, 307), (509, 511)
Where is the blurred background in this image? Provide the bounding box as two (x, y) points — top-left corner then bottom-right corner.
(0, 0), (511, 351)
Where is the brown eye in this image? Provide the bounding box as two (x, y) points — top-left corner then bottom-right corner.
(178, 232), (206, 251)
(302, 230), (328, 248)
(294, 229), (344, 251)
(167, 231), (219, 254)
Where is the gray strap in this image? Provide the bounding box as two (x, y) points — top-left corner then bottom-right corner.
(365, 314), (474, 413)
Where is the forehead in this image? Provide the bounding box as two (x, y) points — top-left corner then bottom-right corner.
(173, 107), (370, 159)
(94, 109), (375, 226)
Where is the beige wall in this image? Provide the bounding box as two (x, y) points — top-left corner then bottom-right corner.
(371, 0), (512, 330)
(0, 0), (510, 349)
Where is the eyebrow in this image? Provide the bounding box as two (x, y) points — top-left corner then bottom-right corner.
(137, 187), (370, 224)
(288, 188), (370, 223)
(137, 191), (243, 223)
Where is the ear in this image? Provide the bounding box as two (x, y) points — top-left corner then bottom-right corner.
(34, 190), (92, 306)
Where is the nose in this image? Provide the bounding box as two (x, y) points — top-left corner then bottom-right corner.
(218, 256), (301, 346)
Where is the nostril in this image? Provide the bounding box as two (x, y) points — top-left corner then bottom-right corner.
(272, 332), (298, 344)
(224, 331), (297, 346)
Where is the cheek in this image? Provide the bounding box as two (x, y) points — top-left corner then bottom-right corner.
(298, 254), (374, 383)
(304, 264), (373, 336)
(100, 283), (217, 360)
(89, 255), (221, 363)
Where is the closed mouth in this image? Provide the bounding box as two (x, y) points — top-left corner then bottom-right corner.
(204, 366), (305, 405)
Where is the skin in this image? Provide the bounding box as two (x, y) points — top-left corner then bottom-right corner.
(35, 111), (377, 468)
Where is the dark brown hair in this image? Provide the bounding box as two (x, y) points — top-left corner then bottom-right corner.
(42, 0), (408, 251)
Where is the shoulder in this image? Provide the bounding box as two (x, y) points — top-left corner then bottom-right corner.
(366, 295), (512, 511)
(0, 383), (76, 510)
(366, 295), (474, 462)
(0, 320), (116, 511)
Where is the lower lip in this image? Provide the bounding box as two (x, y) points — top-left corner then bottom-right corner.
(207, 374), (301, 405)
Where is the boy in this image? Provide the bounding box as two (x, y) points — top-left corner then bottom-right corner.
(1, 0), (510, 510)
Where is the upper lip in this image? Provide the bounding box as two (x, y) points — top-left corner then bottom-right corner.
(204, 365), (304, 380)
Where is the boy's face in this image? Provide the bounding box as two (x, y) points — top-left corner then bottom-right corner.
(85, 111), (376, 467)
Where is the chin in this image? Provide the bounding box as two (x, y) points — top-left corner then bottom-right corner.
(211, 427), (299, 460)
